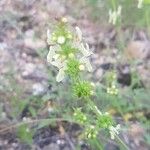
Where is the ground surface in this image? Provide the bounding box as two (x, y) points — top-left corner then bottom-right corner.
(0, 0), (150, 150)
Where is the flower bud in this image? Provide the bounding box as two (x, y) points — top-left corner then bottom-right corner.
(57, 36), (66, 44)
(90, 82), (95, 87)
(79, 64), (85, 71)
(61, 17), (68, 23)
(90, 90), (94, 95)
(67, 34), (72, 39)
(68, 53), (74, 58)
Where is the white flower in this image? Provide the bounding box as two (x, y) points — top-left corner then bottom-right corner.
(138, 0), (143, 8)
(52, 59), (67, 82)
(109, 6), (122, 25)
(80, 43), (93, 57)
(51, 58), (64, 69)
(47, 45), (61, 63)
(80, 57), (93, 72)
(109, 10), (117, 25)
(52, 56), (67, 82)
(56, 67), (66, 82)
(75, 26), (82, 42)
(47, 45), (68, 82)
(47, 47), (56, 63)
(57, 36), (66, 44)
(117, 5), (122, 16)
(109, 124), (120, 140)
(73, 41), (93, 60)
(47, 29), (52, 45)
(61, 17), (68, 23)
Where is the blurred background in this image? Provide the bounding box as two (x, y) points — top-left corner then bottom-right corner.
(0, 0), (150, 150)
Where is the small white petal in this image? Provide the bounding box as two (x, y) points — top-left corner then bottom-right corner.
(80, 57), (93, 72)
(86, 60), (92, 72)
(85, 43), (93, 55)
(82, 58), (92, 72)
(110, 132), (115, 139)
(51, 59), (62, 69)
(108, 10), (113, 23)
(109, 124), (120, 140)
(138, 0), (143, 8)
(51, 59), (67, 69)
(47, 29), (52, 45)
(47, 29), (50, 39)
(56, 68), (65, 82)
(53, 54), (60, 60)
(75, 26), (82, 42)
(117, 5), (122, 16)
(115, 124), (120, 134)
(47, 45), (61, 63)
(47, 48), (55, 63)
(80, 43), (93, 57)
(109, 10), (118, 25)
(116, 124), (120, 129)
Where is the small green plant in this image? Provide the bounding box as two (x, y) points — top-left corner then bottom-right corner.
(46, 18), (122, 145)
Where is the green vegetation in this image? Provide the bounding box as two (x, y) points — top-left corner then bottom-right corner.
(0, 0), (149, 149)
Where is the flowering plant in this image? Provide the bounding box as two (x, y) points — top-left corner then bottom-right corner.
(47, 18), (120, 141)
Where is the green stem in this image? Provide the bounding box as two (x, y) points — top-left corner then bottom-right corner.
(111, 0), (116, 10)
(89, 138), (103, 150)
(115, 135), (129, 150)
(87, 98), (102, 116)
(87, 98), (129, 150)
